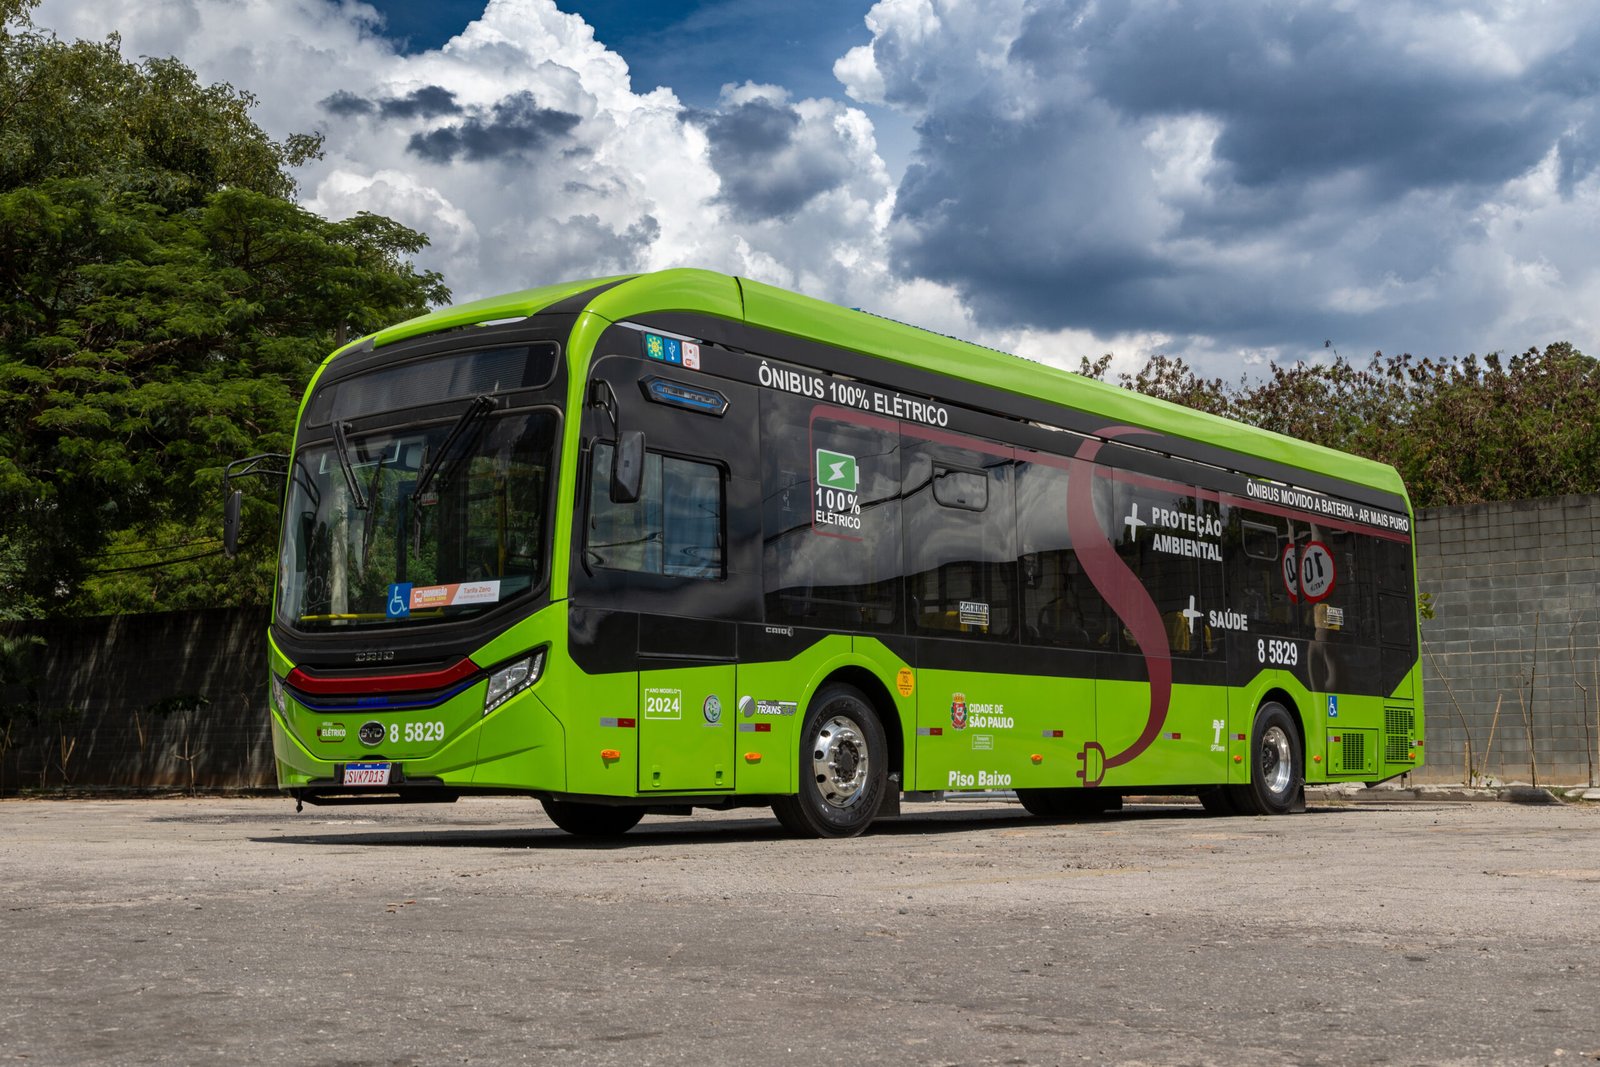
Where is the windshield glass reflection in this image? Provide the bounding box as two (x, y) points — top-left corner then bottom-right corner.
(275, 410), (558, 630)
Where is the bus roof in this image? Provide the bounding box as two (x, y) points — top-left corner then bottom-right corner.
(365, 267), (1407, 501)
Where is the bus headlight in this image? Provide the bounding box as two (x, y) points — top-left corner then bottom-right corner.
(484, 647), (546, 715)
(269, 673), (286, 715)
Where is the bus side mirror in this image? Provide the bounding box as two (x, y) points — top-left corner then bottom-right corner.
(611, 430), (645, 504)
(223, 489), (243, 558)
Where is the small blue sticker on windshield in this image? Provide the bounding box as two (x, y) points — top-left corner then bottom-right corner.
(1327, 694), (1338, 718)
(387, 583), (413, 619)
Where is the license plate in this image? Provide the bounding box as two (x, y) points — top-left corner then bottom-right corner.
(344, 762), (391, 786)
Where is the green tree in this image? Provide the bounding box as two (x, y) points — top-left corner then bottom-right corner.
(1375, 344), (1600, 506)
(1092, 342), (1600, 509)
(1116, 353), (1236, 419)
(0, 3), (447, 614)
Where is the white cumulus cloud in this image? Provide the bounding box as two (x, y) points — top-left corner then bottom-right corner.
(30, 0), (1600, 377)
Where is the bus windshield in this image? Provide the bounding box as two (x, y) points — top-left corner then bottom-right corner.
(275, 408), (559, 631)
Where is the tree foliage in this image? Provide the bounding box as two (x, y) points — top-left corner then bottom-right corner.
(0, 4), (447, 615)
(1083, 342), (1600, 509)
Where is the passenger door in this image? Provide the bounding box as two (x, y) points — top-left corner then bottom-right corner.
(575, 346), (761, 793)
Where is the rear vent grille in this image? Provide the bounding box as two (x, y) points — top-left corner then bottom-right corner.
(1327, 729), (1375, 775)
(1337, 732), (1366, 774)
(1385, 706), (1415, 763)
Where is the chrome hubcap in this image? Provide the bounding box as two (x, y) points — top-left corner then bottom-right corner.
(811, 715), (869, 809)
(1260, 724), (1293, 796)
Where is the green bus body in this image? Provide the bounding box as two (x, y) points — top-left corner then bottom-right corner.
(261, 268), (1422, 835)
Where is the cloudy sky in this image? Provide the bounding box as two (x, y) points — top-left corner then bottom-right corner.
(29, 0), (1600, 377)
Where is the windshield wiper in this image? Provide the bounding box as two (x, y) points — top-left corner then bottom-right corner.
(331, 420), (368, 510)
(412, 395), (495, 505)
(359, 454), (387, 560)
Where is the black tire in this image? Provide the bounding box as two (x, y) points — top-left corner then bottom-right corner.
(1197, 787), (1238, 815)
(541, 799), (644, 838)
(1225, 701), (1302, 816)
(772, 684), (888, 838)
(1017, 788), (1121, 819)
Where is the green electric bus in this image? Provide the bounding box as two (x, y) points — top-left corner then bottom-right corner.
(225, 268), (1422, 837)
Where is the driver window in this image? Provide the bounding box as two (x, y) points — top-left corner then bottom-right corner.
(587, 444), (724, 579)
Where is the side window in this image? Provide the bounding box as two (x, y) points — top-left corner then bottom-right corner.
(1374, 538), (1417, 648)
(761, 392), (902, 631)
(1242, 519), (1279, 563)
(932, 467), (988, 510)
(1193, 493), (1227, 656)
(1311, 528), (1371, 642)
(1108, 477), (1219, 657)
(587, 444), (723, 579)
(1224, 507), (1377, 642)
(1225, 507), (1303, 637)
(903, 435), (1016, 640)
(1014, 456), (1111, 649)
(1375, 534), (1414, 591)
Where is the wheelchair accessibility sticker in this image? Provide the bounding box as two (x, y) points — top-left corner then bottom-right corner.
(387, 583), (413, 619)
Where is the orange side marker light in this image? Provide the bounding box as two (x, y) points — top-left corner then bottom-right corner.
(600, 748), (621, 761)
(744, 752), (762, 762)
(1030, 753), (1043, 764)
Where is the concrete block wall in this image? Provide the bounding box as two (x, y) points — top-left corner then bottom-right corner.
(1416, 494), (1600, 786)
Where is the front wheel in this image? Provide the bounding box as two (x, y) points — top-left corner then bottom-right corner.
(541, 799), (644, 838)
(772, 684), (888, 838)
(1225, 701), (1302, 816)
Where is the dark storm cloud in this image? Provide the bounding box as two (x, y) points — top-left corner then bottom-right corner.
(570, 213), (662, 268)
(320, 85), (461, 120)
(320, 89), (375, 116)
(1034, 4), (1567, 196)
(378, 85), (462, 119)
(691, 98), (852, 221)
(703, 98), (801, 155)
(893, 100), (1193, 338)
(407, 92), (581, 163)
(886, 1), (1600, 350)
(1558, 121), (1600, 197)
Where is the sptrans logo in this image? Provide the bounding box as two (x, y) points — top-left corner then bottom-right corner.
(951, 693), (967, 730)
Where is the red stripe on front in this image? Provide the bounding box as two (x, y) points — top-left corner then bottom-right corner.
(287, 657), (479, 695)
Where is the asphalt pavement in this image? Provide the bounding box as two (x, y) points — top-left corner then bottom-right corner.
(2, 793), (1598, 1065)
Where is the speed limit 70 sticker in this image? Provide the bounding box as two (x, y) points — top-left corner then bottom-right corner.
(1298, 541), (1336, 601)
(1281, 541), (1336, 603)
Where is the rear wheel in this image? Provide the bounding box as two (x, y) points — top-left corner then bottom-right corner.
(1017, 788), (1121, 819)
(1225, 701), (1302, 816)
(541, 799), (644, 838)
(772, 684), (888, 838)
